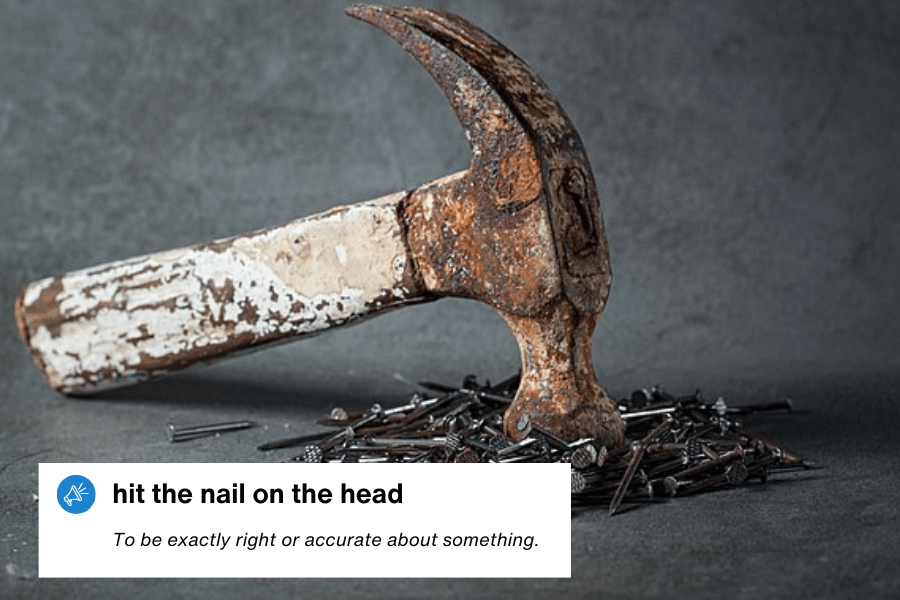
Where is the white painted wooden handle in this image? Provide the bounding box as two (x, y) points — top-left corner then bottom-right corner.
(15, 191), (424, 394)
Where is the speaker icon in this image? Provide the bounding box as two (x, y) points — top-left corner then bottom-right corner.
(63, 482), (89, 506)
(56, 475), (96, 514)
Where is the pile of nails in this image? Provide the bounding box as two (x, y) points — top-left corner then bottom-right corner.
(258, 374), (812, 515)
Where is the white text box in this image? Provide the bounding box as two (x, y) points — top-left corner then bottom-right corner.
(40, 463), (569, 578)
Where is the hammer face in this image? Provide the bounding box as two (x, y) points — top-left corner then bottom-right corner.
(501, 306), (623, 447)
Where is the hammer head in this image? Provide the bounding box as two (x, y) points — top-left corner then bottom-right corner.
(349, 6), (623, 446)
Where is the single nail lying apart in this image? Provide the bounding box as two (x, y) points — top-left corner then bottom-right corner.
(166, 420), (255, 443)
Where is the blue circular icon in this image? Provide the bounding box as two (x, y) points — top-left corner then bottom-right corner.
(57, 475), (96, 514)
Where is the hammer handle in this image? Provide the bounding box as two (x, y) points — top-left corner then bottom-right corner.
(15, 191), (425, 394)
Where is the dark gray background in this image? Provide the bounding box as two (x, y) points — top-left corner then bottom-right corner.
(1, 0), (898, 597)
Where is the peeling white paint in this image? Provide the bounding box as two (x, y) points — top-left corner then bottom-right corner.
(421, 193), (434, 222)
(22, 278), (52, 308)
(20, 192), (415, 394)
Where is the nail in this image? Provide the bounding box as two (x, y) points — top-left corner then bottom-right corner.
(663, 475), (684, 497)
(255, 377), (808, 503)
(646, 442), (685, 455)
(383, 394), (439, 416)
(609, 441), (645, 516)
(329, 407), (349, 421)
(669, 445), (745, 481)
(341, 403), (387, 431)
(366, 437), (450, 449)
(713, 397), (728, 417)
(732, 425), (803, 466)
(572, 471), (587, 494)
(495, 437), (536, 457)
(454, 447), (480, 463)
(461, 436), (494, 456)
(488, 434), (512, 454)
(646, 454), (689, 478)
(445, 432), (463, 452)
(686, 422), (719, 441)
(417, 382), (513, 404)
(532, 425), (571, 452)
(471, 390), (514, 404)
(570, 444), (598, 470)
(167, 420), (254, 443)
(677, 461), (749, 495)
(289, 444), (324, 463)
(701, 443), (721, 462)
(743, 453), (782, 482)
(313, 426), (355, 454)
(620, 407), (677, 420)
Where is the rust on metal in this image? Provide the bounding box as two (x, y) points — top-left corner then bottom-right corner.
(352, 6), (620, 445)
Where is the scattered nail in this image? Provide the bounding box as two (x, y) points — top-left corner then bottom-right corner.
(166, 420), (254, 443)
(248, 377), (810, 512)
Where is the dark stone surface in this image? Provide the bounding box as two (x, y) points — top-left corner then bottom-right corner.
(1, 1), (898, 597)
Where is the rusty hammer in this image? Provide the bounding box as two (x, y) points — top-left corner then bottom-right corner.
(14, 5), (624, 447)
